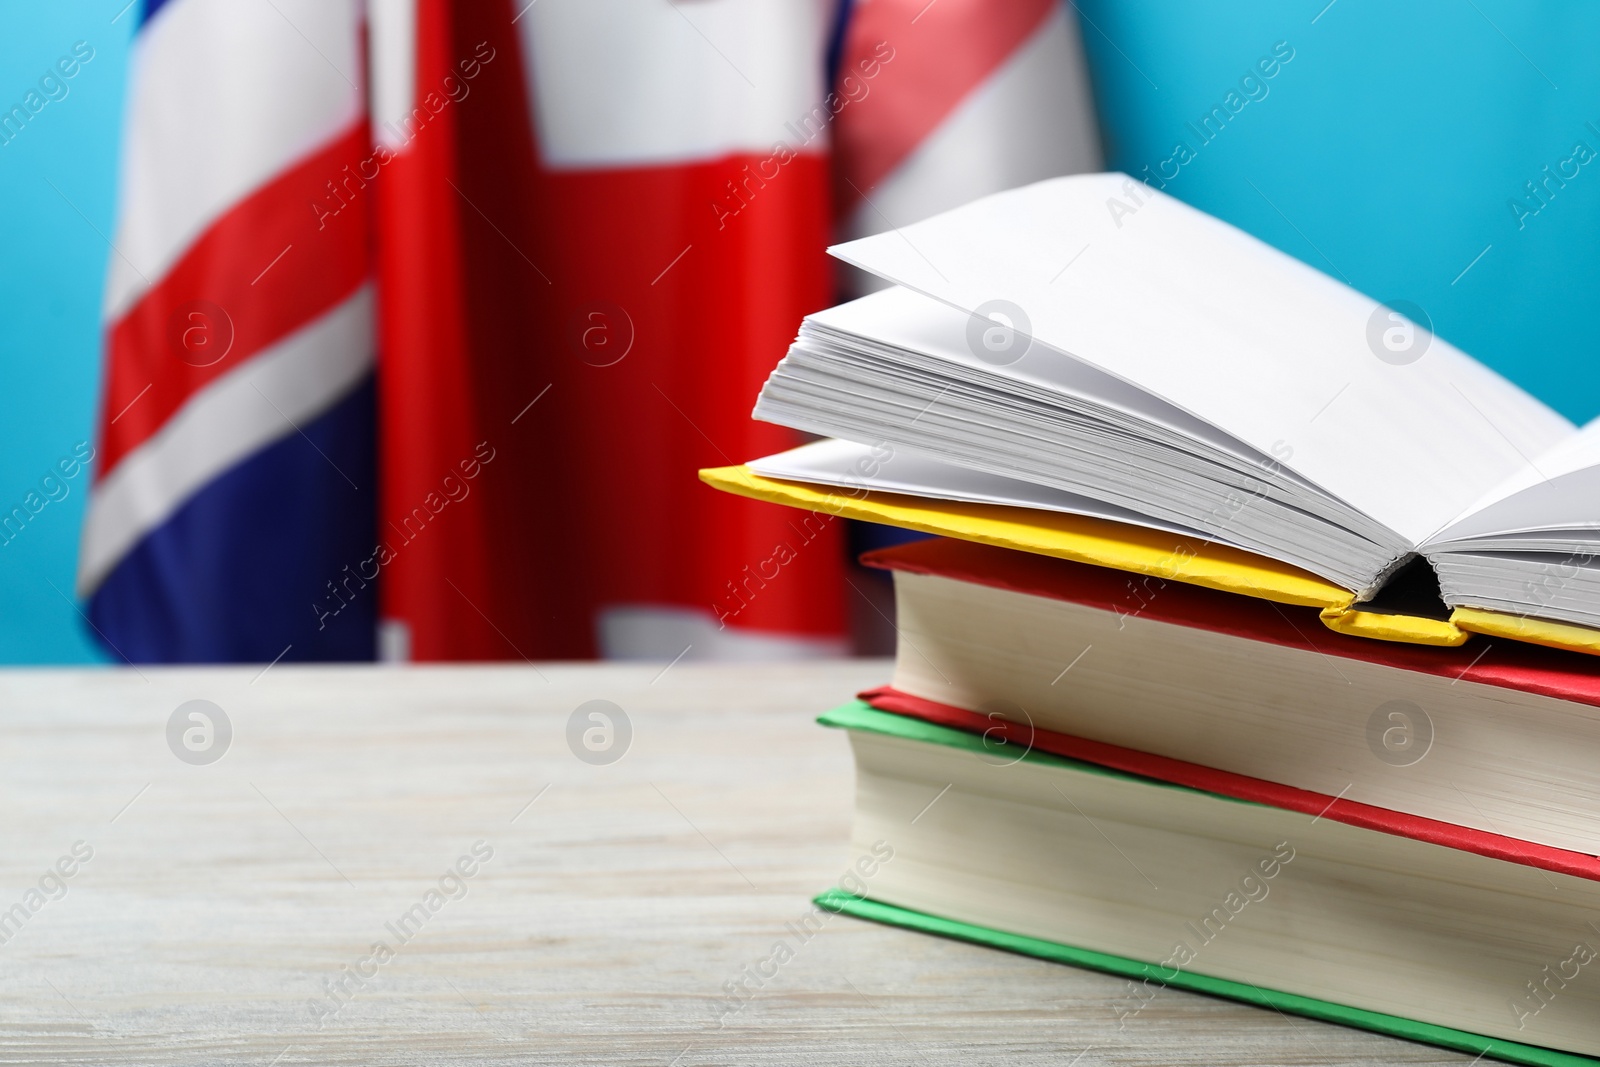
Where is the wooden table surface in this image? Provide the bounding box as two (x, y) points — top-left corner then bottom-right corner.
(0, 660), (1476, 1066)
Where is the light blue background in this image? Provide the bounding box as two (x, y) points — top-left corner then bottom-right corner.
(1074, 0), (1600, 420)
(1, 2), (133, 663)
(3, 0), (1598, 663)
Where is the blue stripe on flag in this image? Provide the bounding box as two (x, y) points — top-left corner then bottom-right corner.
(139, 0), (178, 30)
(86, 376), (378, 663)
(825, 0), (856, 93)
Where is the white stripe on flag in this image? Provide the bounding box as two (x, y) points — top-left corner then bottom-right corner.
(517, 0), (829, 170)
(843, 6), (1101, 248)
(367, 0), (417, 151)
(78, 285), (374, 596)
(104, 0), (364, 320)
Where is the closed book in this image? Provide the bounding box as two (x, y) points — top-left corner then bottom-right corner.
(821, 701), (1600, 1065)
(861, 534), (1600, 856)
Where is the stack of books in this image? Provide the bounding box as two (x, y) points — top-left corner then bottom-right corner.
(703, 174), (1600, 1065)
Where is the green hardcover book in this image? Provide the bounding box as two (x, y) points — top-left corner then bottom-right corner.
(817, 702), (1600, 1066)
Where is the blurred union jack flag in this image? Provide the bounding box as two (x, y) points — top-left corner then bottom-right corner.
(78, 0), (1098, 665)
(79, 0), (375, 662)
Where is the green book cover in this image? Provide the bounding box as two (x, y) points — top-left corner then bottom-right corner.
(817, 701), (1599, 1067)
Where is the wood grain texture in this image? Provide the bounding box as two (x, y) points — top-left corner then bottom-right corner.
(0, 661), (1473, 1065)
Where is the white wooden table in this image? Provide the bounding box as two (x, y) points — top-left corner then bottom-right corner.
(0, 661), (1474, 1065)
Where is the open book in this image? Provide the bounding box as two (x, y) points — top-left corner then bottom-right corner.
(739, 173), (1600, 641)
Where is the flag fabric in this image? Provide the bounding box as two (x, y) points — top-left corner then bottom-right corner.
(79, 0), (376, 663)
(831, 0), (1102, 290)
(83, 0), (856, 664)
(372, 0), (850, 661)
(514, 0), (849, 660)
(364, 0), (549, 662)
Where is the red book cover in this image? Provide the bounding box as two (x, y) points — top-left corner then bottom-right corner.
(861, 535), (1600, 878)
(861, 685), (1600, 881)
(862, 536), (1600, 709)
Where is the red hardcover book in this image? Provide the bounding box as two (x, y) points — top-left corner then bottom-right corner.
(860, 536), (1600, 857)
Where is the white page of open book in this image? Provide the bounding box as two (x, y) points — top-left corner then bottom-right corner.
(829, 173), (1573, 546)
(748, 438), (1206, 539)
(1427, 417), (1600, 544)
(809, 286), (1298, 475)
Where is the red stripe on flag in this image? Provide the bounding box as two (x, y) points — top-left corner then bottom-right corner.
(835, 0), (1055, 206)
(98, 123), (371, 479)
(507, 151), (846, 655)
(372, 0), (848, 659)
(374, 0), (547, 661)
